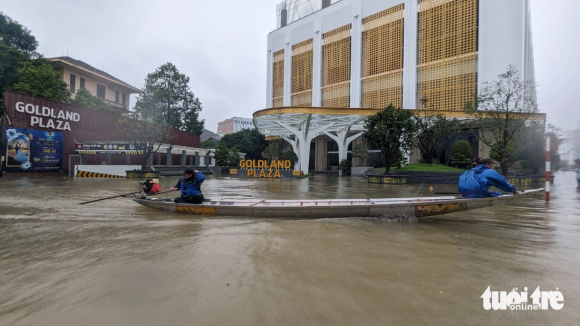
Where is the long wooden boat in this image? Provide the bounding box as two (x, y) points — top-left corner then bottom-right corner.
(132, 188), (544, 218)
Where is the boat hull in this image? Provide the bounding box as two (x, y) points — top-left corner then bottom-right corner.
(132, 189), (543, 218)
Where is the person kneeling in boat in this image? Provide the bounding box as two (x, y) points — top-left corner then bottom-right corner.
(142, 179), (161, 195)
(170, 169), (205, 204)
(458, 157), (518, 198)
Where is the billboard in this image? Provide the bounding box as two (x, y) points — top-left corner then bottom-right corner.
(3, 127), (63, 172)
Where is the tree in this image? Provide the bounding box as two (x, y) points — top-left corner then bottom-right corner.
(262, 139), (282, 162)
(214, 141), (230, 164)
(70, 87), (112, 112)
(362, 105), (417, 174)
(228, 147), (241, 165)
(12, 59), (71, 102)
(115, 118), (175, 166)
(464, 65), (539, 176)
(199, 139), (218, 149)
(449, 140), (473, 168)
(281, 150), (298, 168)
(414, 100), (460, 165)
(221, 129), (267, 160)
(133, 62), (204, 135)
(1, 12), (39, 115)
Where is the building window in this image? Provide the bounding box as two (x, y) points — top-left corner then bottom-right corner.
(97, 84), (105, 98)
(122, 92), (126, 105)
(80, 77), (85, 88)
(115, 90), (119, 103)
(70, 74), (76, 93)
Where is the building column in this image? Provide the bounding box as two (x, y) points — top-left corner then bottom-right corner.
(350, 3), (362, 108)
(312, 23), (322, 107)
(181, 150), (187, 166)
(166, 148), (172, 166)
(105, 153), (111, 165)
(277, 114), (334, 174)
(195, 152), (200, 166)
(146, 152), (153, 168)
(324, 128), (363, 175)
(125, 154), (131, 165)
(283, 32), (292, 106)
(403, 0), (418, 109)
(157, 152), (162, 165)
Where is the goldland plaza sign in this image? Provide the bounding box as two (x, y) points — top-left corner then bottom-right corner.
(234, 160), (296, 179)
(14, 101), (81, 131)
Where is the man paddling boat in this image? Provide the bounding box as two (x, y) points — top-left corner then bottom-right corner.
(170, 169), (205, 204)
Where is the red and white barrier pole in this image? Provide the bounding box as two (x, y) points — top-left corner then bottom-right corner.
(545, 137), (551, 202)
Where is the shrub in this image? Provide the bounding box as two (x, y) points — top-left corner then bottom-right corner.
(449, 140), (472, 168)
(339, 159), (352, 173)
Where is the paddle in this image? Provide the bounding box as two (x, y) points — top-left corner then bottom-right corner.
(79, 192), (141, 205)
(79, 189), (175, 205)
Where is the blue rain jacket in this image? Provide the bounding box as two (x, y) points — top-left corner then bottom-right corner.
(174, 171), (205, 197)
(458, 165), (516, 198)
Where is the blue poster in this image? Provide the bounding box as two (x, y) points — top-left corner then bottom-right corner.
(4, 127), (63, 172)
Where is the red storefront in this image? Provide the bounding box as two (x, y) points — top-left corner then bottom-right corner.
(1, 91), (199, 176)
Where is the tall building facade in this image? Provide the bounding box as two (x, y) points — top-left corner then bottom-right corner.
(256, 0), (537, 173)
(217, 117), (255, 135)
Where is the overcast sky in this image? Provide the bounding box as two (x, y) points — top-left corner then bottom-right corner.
(1, 0), (579, 133)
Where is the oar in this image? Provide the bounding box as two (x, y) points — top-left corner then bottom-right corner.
(79, 192), (141, 205)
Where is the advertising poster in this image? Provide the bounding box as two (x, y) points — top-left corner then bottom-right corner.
(3, 127), (63, 172)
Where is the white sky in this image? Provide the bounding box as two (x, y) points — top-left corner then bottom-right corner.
(1, 0), (579, 133)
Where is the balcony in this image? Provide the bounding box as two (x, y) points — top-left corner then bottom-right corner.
(103, 99), (127, 110)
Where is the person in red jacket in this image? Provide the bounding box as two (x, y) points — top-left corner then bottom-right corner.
(142, 179), (161, 195)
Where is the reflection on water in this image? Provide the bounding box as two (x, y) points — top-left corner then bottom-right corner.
(0, 172), (579, 325)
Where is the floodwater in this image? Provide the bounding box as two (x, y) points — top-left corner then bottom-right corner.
(0, 171), (579, 325)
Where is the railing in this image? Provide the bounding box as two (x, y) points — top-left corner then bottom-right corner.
(103, 99), (127, 110)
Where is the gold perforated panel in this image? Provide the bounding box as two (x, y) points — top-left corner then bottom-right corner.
(361, 4), (404, 109)
(322, 24), (351, 108)
(291, 39), (313, 107)
(272, 49), (285, 108)
(417, 0), (478, 111)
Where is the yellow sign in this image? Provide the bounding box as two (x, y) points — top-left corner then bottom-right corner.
(247, 169), (282, 178)
(239, 159), (291, 169)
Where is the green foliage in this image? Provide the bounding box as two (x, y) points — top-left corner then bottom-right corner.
(489, 141), (518, 165)
(12, 59), (71, 102)
(449, 140), (473, 168)
(338, 159), (352, 173)
(133, 62), (204, 135)
(362, 104), (417, 174)
(0, 13), (38, 52)
(376, 163), (467, 172)
(262, 140), (282, 161)
(221, 129), (267, 160)
(464, 66), (539, 176)
(214, 142), (230, 163)
(281, 150), (298, 169)
(199, 139), (218, 149)
(414, 105), (460, 165)
(228, 147), (241, 165)
(0, 12), (39, 115)
(115, 117), (175, 165)
(70, 87), (112, 112)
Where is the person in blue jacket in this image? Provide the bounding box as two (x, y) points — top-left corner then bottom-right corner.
(170, 169), (206, 204)
(458, 157), (518, 198)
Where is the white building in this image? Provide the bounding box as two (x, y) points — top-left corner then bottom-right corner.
(217, 117), (255, 135)
(254, 0), (537, 173)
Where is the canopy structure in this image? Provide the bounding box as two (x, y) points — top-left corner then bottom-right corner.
(253, 108), (375, 174)
(253, 107), (547, 174)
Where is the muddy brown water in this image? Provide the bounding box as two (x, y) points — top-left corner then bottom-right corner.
(1, 172), (579, 325)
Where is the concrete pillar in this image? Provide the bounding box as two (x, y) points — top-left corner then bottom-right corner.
(106, 153), (111, 165)
(157, 152), (162, 165)
(147, 152), (153, 167)
(403, 0), (418, 109)
(350, 3), (362, 108)
(324, 128), (363, 176)
(181, 150), (187, 166)
(283, 33), (292, 106)
(205, 152), (210, 167)
(195, 152), (200, 166)
(166, 148), (172, 166)
(125, 154), (131, 165)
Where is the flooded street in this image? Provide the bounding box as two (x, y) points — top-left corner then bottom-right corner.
(1, 172), (579, 325)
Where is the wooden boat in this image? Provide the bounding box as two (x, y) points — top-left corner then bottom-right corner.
(132, 188), (544, 218)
